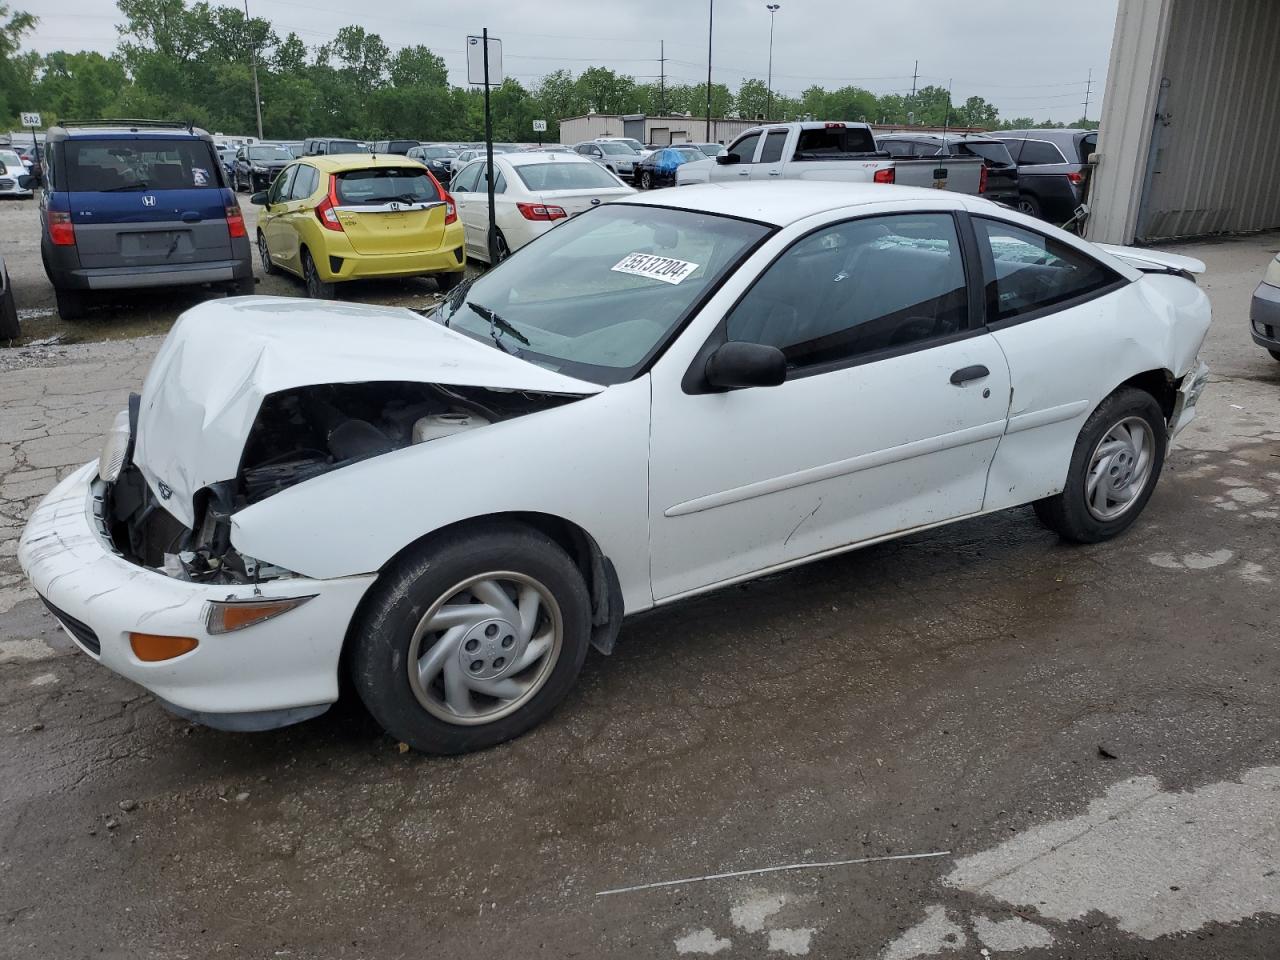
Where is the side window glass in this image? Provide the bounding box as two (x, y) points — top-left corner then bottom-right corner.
(453, 162), (480, 193)
(268, 166), (296, 204)
(1019, 140), (1064, 165)
(758, 131), (788, 164)
(974, 217), (1120, 322)
(290, 165), (317, 201)
(998, 139), (1023, 163)
(728, 133), (761, 163)
(725, 213), (969, 371)
(494, 169), (507, 194)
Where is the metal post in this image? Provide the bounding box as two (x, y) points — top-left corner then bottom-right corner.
(765, 7), (774, 119)
(705, 0), (714, 141)
(483, 27), (498, 265)
(243, 0), (264, 139)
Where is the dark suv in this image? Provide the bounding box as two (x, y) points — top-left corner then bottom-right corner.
(301, 137), (369, 157)
(39, 120), (253, 320)
(369, 139), (420, 155)
(232, 142), (294, 193)
(989, 129), (1098, 224)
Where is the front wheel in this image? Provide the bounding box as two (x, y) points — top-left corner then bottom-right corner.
(349, 523), (592, 754)
(640, 171), (653, 190)
(302, 248), (334, 299)
(1034, 387), (1167, 543)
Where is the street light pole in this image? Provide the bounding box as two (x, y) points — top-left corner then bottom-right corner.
(705, 0), (714, 141)
(765, 4), (779, 120)
(243, 0), (264, 139)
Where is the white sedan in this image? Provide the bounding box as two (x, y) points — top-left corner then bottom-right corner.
(20, 182), (1211, 754)
(449, 150), (634, 263)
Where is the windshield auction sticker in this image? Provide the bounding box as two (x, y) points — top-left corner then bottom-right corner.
(611, 252), (700, 285)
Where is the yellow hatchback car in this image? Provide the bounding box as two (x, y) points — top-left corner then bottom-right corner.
(250, 155), (465, 298)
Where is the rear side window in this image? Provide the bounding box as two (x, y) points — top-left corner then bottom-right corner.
(759, 130), (788, 164)
(794, 126), (877, 157)
(1015, 140), (1066, 165)
(1078, 134), (1098, 164)
(974, 217), (1121, 322)
(290, 165), (320, 200)
(61, 138), (221, 192)
(335, 167), (441, 205)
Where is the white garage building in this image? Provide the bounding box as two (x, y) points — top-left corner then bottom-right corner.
(1088, 0), (1280, 245)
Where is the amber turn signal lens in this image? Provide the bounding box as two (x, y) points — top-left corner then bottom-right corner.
(129, 632), (199, 662)
(205, 597), (314, 635)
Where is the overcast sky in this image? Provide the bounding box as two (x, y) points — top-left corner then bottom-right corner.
(28, 0), (1120, 123)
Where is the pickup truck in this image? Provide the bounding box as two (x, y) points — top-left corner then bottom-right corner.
(873, 133), (987, 196)
(676, 121), (896, 186)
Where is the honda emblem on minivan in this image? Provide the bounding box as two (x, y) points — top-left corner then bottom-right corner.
(142, 195), (157, 207)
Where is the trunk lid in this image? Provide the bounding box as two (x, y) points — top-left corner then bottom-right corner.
(536, 187), (634, 216)
(1098, 244), (1207, 276)
(337, 201), (449, 255)
(70, 188), (234, 269)
(133, 297), (603, 528)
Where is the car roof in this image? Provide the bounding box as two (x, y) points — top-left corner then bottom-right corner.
(304, 154), (430, 172)
(50, 123), (211, 142)
(623, 181), (966, 226)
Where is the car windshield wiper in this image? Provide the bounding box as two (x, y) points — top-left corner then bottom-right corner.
(466, 301), (530, 352)
(101, 181), (150, 192)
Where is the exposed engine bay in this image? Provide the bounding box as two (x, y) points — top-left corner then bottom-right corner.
(104, 382), (580, 585)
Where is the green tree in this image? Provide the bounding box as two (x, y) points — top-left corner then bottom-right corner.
(574, 66), (637, 114)
(389, 45), (447, 89)
(735, 78), (769, 120)
(0, 4), (38, 125)
(35, 51), (128, 121)
(954, 95), (998, 129)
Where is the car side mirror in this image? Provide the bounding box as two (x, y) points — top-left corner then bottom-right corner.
(716, 153), (739, 165)
(704, 341), (787, 390)
(249, 191), (269, 206)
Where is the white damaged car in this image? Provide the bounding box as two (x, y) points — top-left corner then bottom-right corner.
(20, 182), (1212, 754)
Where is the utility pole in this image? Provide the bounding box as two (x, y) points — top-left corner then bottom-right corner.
(243, 0), (263, 139)
(659, 40), (667, 115)
(483, 28), (497, 265)
(765, 4), (780, 121)
(706, 0), (716, 140)
(909, 59), (918, 126)
(1082, 67), (1093, 122)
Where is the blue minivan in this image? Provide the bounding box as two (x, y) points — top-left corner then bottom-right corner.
(39, 121), (254, 320)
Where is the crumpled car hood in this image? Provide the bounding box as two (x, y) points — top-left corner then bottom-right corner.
(134, 296), (602, 528)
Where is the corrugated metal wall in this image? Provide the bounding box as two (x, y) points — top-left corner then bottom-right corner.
(1139, 0), (1280, 241)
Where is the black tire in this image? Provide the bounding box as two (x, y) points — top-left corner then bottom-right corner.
(228, 276), (255, 297)
(54, 286), (87, 321)
(640, 171), (653, 190)
(435, 270), (463, 292)
(0, 285), (19, 340)
(1269, 349), (1280, 363)
(257, 230), (276, 275)
(1016, 193), (1042, 218)
(349, 523), (592, 754)
(495, 232), (510, 263)
(302, 248), (335, 299)
(1033, 387), (1167, 544)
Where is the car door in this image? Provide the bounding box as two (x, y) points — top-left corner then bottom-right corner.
(260, 164), (299, 271)
(969, 214), (1132, 513)
(449, 161), (485, 257)
(748, 128), (790, 181)
(648, 210), (1011, 601)
(714, 132), (760, 182)
(279, 163), (319, 270)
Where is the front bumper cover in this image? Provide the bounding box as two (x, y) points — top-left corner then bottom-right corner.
(18, 461), (376, 729)
(1170, 359), (1210, 439)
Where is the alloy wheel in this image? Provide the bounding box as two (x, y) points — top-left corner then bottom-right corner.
(1085, 416), (1155, 521)
(406, 572), (563, 725)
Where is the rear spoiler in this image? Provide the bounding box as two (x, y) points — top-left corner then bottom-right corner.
(1097, 243), (1206, 278)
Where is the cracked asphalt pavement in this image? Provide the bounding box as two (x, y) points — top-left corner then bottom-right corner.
(2, 233), (1279, 959)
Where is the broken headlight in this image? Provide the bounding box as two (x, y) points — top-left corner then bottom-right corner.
(97, 409), (132, 483)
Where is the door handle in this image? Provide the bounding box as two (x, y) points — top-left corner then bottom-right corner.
(950, 364), (990, 386)
(768, 171), (782, 176)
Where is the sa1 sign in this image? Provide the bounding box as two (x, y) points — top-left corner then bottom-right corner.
(532, 119), (548, 133)
(20, 111), (41, 128)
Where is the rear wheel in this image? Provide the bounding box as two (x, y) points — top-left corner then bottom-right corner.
(640, 171), (653, 190)
(349, 523), (592, 754)
(53, 286), (87, 321)
(302, 248), (334, 299)
(435, 271), (463, 293)
(1034, 387), (1166, 543)
(1016, 193), (1042, 218)
(257, 230), (276, 275)
(0, 285), (19, 340)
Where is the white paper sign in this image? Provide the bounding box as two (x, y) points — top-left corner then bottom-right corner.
(532, 119), (548, 133)
(20, 111), (41, 127)
(611, 252), (700, 285)
(466, 36), (503, 86)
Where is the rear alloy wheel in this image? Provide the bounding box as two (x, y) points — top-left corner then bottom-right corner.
(350, 523), (592, 754)
(640, 171), (653, 190)
(257, 231), (276, 275)
(302, 249), (335, 299)
(1016, 193), (1042, 218)
(1034, 387), (1166, 543)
